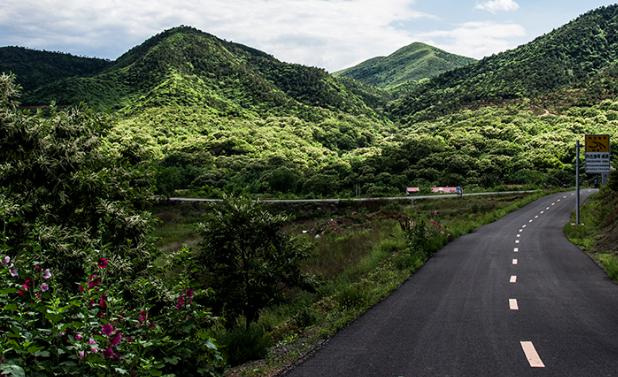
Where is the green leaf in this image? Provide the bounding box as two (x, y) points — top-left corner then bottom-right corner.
(0, 364), (25, 377)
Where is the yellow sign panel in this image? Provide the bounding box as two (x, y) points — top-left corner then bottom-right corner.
(585, 134), (610, 153)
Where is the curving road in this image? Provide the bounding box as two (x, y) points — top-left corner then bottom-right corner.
(284, 190), (618, 377)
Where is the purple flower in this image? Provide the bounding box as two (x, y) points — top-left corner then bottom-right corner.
(40, 283), (49, 292)
(98, 258), (109, 269)
(9, 268), (18, 277)
(2, 256), (9, 265)
(42, 268), (52, 280)
(176, 294), (185, 310)
(103, 347), (117, 359)
(88, 338), (97, 345)
(110, 332), (123, 346)
(101, 323), (114, 336)
(75, 333), (83, 341)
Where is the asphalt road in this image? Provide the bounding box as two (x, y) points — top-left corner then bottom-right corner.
(169, 190), (537, 204)
(285, 189), (618, 377)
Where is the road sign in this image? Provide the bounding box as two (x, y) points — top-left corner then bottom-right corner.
(585, 135), (611, 174)
(585, 134), (610, 152)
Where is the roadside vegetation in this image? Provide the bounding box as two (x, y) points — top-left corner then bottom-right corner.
(564, 171), (618, 282)
(154, 191), (547, 375)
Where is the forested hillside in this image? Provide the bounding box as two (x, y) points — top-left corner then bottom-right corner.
(0, 46), (110, 92)
(335, 42), (475, 91)
(22, 26), (378, 118)
(0, 5), (617, 199)
(391, 5), (618, 121)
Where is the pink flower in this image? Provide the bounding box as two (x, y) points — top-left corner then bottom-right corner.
(138, 310), (147, 323)
(42, 269), (52, 280)
(186, 288), (194, 304)
(90, 347), (98, 353)
(75, 333), (83, 341)
(88, 338), (97, 345)
(97, 258), (108, 269)
(87, 274), (100, 289)
(2, 256), (9, 265)
(176, 294), (185, 310)
(9, 268), (18, 277)
(101, 323), (114, 336)
(22, 278), (33, 291)
(40, 283), (49, 292)
(103, 347), (117, 359)
(98, 295), (107, 309)
(110, 332), (123, 346)
(78, 350), (85, 359)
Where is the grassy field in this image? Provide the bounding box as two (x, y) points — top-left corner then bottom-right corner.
(153, 191), (547, 376)
(564, 188), (618, 282)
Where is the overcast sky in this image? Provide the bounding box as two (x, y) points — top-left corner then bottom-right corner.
(0, 0), (615, 72)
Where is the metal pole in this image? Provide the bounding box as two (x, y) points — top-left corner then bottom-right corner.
(575, 140), (579, 225)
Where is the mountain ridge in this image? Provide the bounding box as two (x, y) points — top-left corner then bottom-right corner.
(335, 42), (476, 91)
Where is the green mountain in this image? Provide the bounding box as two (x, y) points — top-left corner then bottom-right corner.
(391, 4), (618, 121)
(334, 42), (476, 91)
(19, 26), (381, 119)
(1, 6), (616, 199)
(0, 46), (110, 92)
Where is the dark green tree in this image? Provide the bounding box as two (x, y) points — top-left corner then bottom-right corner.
(198, 196), (310, 327)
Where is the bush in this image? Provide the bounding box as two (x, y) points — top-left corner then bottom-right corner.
(197, 196), (311, 328)
(219, 324), (272, 366)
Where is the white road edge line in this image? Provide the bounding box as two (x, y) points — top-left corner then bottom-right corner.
(520, 341), (545, 368)
(510, 275), (517, 283)
(512, 258), (518, 265)
(509, 299), (519, 310)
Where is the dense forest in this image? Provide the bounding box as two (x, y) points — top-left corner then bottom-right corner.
(390, 5), (618, 121)
(2, 6), (617, 199)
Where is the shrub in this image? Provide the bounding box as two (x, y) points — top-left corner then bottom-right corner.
(197, 196), (311, 328)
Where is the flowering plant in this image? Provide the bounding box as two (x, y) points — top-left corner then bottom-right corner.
(0, 255), (224, 376)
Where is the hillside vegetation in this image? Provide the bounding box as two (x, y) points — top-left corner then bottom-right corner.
(0, 6), (617, 199)
(335, 42), (475, 92)
(0, 46), (110, 92)
(391, 5), (618, 121)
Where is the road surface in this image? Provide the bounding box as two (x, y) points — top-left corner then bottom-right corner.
(169, 190), (537, 204)
(284, 189), (618, 377)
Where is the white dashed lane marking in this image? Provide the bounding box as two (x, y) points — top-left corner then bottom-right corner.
(510, 275), (517, 283)
(523, 225), (527, 228)
(520, 341), (545, 368)
(519, 229), (523, 233)
(509, 299), (519, 310)
(517, 234), (521, 238)
(512, 259), (518, 265)
(514, 248), (519, 252)
(535, 215), (538, 219)
(540, 211), (544, 214)
(529, 219), (533, 223)
(515, 240), (520, 244)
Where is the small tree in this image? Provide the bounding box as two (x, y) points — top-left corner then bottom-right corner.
(198, 196), (309, 328)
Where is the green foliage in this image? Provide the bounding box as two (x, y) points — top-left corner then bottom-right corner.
(0, 47), (109, 92)
(219, 324), (272, 366)
(197, 196), (311, 327)
(335, 42), (476, 91)
(0, 74), (225, 376)
(0, 73), (155, 286)
(392, 5), (618, 120)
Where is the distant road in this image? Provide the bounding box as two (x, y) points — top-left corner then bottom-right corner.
(285, 189), (618, 377)
(168, 190), (538, 204)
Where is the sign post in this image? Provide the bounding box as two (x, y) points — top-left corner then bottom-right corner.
(575, 140), (579, 225)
